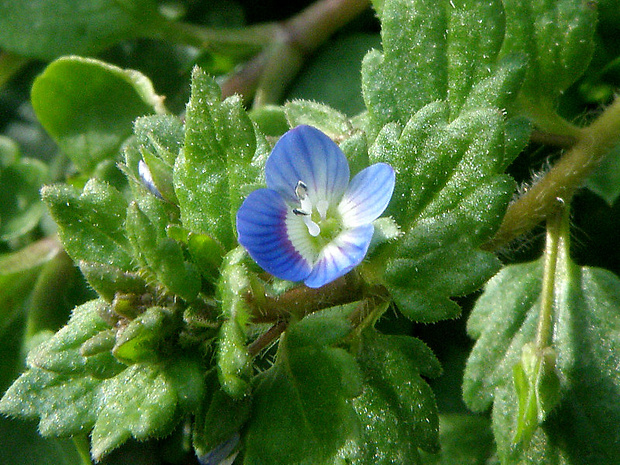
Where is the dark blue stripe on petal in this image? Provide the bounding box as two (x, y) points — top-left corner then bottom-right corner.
(265, 125), (349, 204)
(236, 188), (312, 282)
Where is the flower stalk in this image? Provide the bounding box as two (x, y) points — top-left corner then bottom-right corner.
(485, 97), (620, 251)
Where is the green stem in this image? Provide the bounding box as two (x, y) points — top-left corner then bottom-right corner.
(72, 435), (93, 465)
(518, 96), (583, 139)
(253, 0), (370, 106)
(536, 203), (567, 350)
(247, 272), (366, 323)
(484, 96), (620, 251)
(158, 20), (278, 54)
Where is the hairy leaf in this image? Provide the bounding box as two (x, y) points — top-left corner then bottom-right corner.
(363, 0), (524, 130)
(0, 299), (204, 460)
(244, 311), (362, 464)
(216, 247), (252, 397)
(346, 331), (441, 464)
(126, 203), (200, 301)
(499, 0), (596, 109)
(369, 104), (514, 322)
(464, 253), (620, 463)
(42, 179), (133, 271)
(174, 67), (267, 251)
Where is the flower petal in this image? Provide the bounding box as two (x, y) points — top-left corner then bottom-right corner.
(236, 189), (312, 282)
(265, 125), (350, 206)
(304, 224), (374, 288)
(338, 163), (395, 229)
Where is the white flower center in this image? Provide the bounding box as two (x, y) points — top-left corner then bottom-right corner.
(292, 180), (341, 240)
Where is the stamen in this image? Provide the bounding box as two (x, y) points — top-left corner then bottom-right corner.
(316, 200), (329, 219)
(295, 181), (308, 200)
(303, 216), (321, 237)
(293, 208), (308, 216)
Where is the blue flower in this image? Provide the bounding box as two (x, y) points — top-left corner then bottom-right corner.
(236, 125), (395, 288)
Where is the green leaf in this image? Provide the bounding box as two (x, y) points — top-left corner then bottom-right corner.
(78, 262), (147, 302)
(362, 0), (523, 130)
(113, 306), (177, 364)
(42, 179), (133, 271)
(1, 298), (204, 460)
(133, 115), (184, 167)
(244, 311), (362, 464)
(0, 0), (166, 60)
(174, 67), (266, 251)
(32, 56), (165, 173)
(0, 300), (111, 436)
(586, 143), (620, 206)
(369, 104), (514, 322)
(512, 343), (561, 446)
(0, 238), (63, 334)
(499, 0), (596, 109)
(284, 100), (353, 139)
(463, 256), (620, 464)
(90, 364), (175, 460)
(346, 331), (441, 464)
(216, 247), (252, 397)
(192, 371), (251, 457)
(0, 151), (48, 240)
(126, 203), (200, 301)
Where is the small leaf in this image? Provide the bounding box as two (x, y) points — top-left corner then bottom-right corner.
(347, 331), (441, 464)
(42, 178), (133, 270)
(174, 67), (266, 250)
(113, 306), (177, 364)
(126, 203), (200, 301)
(90, 363), (177, 460)
(134, 114), (184, 166)
(512, 343), (561, 446)
(369, 105), (514, 322)
(78, 261), (147, 302)
(363, 0), (523, 130)
(284, 100), (353, 138)
(32, 56), (165, 173)
(0, 300), (111, 436)
(1, 298), (204, 460)
(216, 247), (252, 397)
(244, 312), (362, 464)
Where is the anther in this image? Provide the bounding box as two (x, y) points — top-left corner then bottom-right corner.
(295, 181), (308, 200)
(293, 208), (309, 216)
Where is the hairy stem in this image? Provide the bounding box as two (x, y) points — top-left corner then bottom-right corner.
(536, 203), (567, 350)
(485, 97), (620, 251)
(247, 272), (366, 323)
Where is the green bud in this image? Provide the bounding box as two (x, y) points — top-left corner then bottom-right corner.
(113, 306), (176, 364)
(513, 342), (562, 446)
